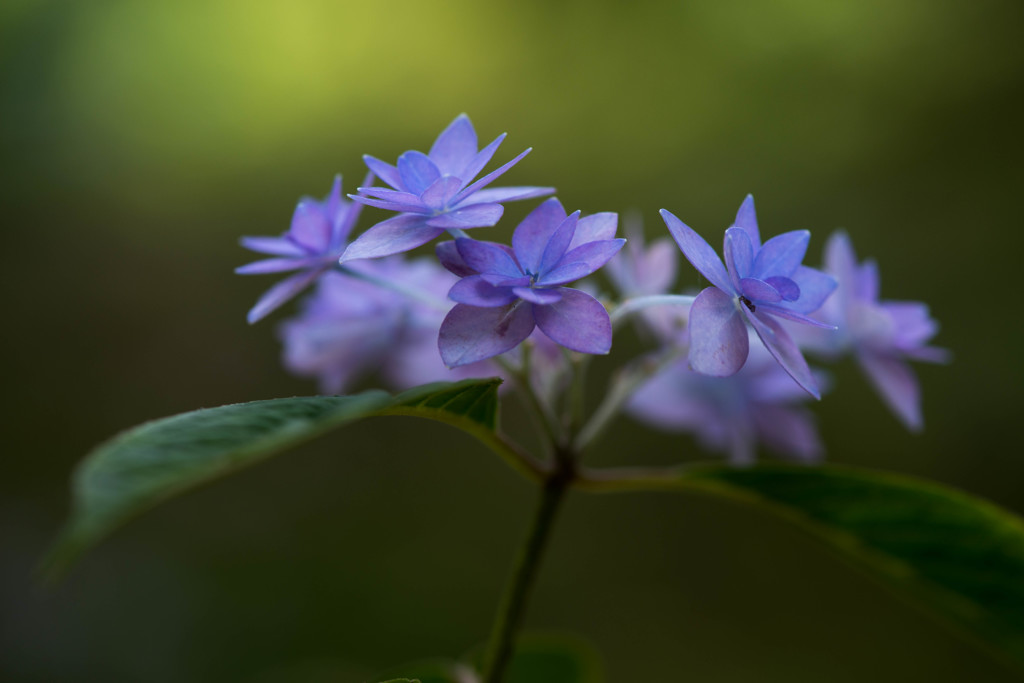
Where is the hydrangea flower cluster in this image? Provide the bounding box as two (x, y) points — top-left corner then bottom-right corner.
(237, 113), (947, 464)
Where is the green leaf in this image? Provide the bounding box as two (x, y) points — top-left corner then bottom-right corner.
(670, 464), (1024, 670)
(44, 379), (516, 577)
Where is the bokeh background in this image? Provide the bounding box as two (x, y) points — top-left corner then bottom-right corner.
(3, 1), (1023, 681)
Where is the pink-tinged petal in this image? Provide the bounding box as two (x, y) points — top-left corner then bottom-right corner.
(235, 257), (321, 274)
(425, 203), (504, 229)
(439, 301), (535, 367)
(455, 238), (523, 278)
(246, 268), (325, 324)
(240, 236), (306, 257)
(465, 186), (555, 204)
(290, 200), (332, 251)
(744, 308), (820, 399)
(538, 211), (580, 275)
(533, 288), (612, 355)
(334, 170), (373, 244)
(363, 155), (403, 190)
(349, 194), (426, 213)
(752, 230), (810, 280)
(687, 286), (748, 377)
(456, 132), (506, 188)
(541, 238), (626, 285)
(323, 174), (343, 223)
(857, 350), (922, 431)
(857, 258), (880, 302)
(436, 240), (474, 277)
(449, 274), (518, 307)
(339, 214), (441, 262)
(397, 150), (441, 195)
(569, 212), (618, 249)
(757, 304), (835, 328)
(752, 405), (823, 462)
(513, 287), (563, 305)
(724, 227), (754, 287)
(783, 266), (836, 313)
(513, 198), (568, 274)
(429, 113), (478, 176)
(740, 277), (782, 303)
(765, 276), (800, 301)
(733, 194), (761, 249)
(904, 345), (953, 364)
(639, 238), (679, 295)
(660, 209), (733, 293)
(420, 175), (463, 210)
(452, 147), (532, 205)
(824, 230), (858, 311)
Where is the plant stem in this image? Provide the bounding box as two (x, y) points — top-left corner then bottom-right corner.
(480, 461), (573, 683)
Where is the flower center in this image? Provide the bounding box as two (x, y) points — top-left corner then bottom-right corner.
(739, 295), (756, 313)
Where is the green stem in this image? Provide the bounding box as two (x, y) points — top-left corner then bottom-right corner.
(480, 463), (573, 683)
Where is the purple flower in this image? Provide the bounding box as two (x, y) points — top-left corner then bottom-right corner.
(627, 344), (824, 465)
(803, 231), (950, 430)
(237, 174), (369, 324)
(660, 195), (837, 398)
(436, 198), (624, 367)
(340, 114), (554, 263)
(279, 257), (494, 393)
(605, 212), (683, 339)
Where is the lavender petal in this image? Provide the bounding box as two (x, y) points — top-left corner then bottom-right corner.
(744, 308), (820, 399)
(457, 133), (506, 189)
(429, 113), (478, 177)
(246, 268), (325, 324)
(451, 147), (532, 205)
(397, 150), (441, 195)
(449, 275), (519, 307)
(538, 211), (580, 275)
(439, 301), (535, 367)
(436, 240), (474, 277)
(339, 214), (441, 262)
(740, 277), (783, 303)
(540, 239), (626, 285)
(783, 266), (836, 313)
(857, 349), (923, 431)
(513, 198), (568, 274)
(425, 203), (504, 229)
(513, 287), (563, 305)
(420, 175), (463, 211)
(455, 238), (523, 279)
(660, 209), (733, 294)
(569, 212), (619, 249)
(465, 186), (555, 204)
(533, 288), (612, 355)
(240, 236), (306, 257)
(733, 194), (761, 249)
(724, 227), (754, 287)
(235, 257), (321, 275)
(687, 286), (748, 377)
(362, 155), (404, 190)
(751, 230), (810, 280)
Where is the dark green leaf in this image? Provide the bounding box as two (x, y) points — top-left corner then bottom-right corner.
(45, 379), (507, 576)
(673, 464), (1024, 670)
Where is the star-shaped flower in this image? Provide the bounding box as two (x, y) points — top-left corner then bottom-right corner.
(660, 195), (837, 398)
(627, 343), (824, 464)
(340, 114), (554, 263)
(803, 231), (950, 430)
(436, 198), (624, 367)
(236, 174), (369, 323)
(279, 256), (495, 393)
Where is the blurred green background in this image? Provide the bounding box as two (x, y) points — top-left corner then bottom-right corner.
(3, 0), (1023, 680)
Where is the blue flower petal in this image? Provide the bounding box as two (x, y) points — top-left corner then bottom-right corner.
(687, 286), (748, 377)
